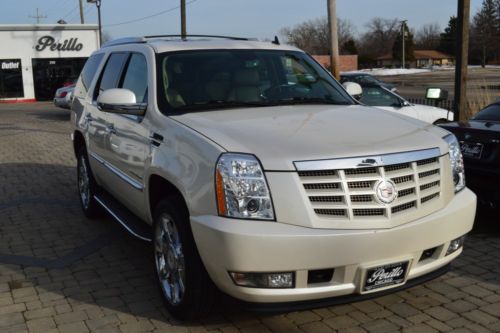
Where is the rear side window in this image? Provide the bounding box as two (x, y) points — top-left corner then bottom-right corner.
(94, 53), (129, 100)
(121, 53), (148, 103)
(74, 53), (104, 98)
(80, 53), (104, 91)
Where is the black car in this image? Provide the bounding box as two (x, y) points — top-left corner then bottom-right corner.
(340, 73), (397, 92)
(439, 102), (500, 210)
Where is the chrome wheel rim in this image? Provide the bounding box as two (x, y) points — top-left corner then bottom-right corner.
(155, 214), (186, 305)
(78, 155), (90, 209)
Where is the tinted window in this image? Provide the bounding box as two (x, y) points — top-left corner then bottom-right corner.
(472, 104), (500, 121)
(121, 54), (148, 103)
(360, 87), (401, 107)
(157, 50), (353, 112)
(0, 59), (23, 98)
(80, 53), (104, 91)
(94, 53), (129, 99)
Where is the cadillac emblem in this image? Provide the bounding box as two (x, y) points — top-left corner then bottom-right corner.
(374, 179), (398, 204)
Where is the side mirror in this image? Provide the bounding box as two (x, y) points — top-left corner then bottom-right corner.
(343, 82), (363, 100)
(426, 88), (448, 101)
(97, 88), (147, 116)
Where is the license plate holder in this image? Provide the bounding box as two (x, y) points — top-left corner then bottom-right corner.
(363, 261), (409, 292)
(461, 142), (483, 159)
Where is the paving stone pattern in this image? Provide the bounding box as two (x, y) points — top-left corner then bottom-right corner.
(0, 103), (499, 333)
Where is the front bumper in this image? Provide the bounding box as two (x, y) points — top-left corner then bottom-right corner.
(191, 188), (476, 303)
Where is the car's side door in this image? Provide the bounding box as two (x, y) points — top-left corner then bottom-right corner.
(360, 86), (419, 120)
(87, 52), (130, 188)
(102, 52), (151, 218)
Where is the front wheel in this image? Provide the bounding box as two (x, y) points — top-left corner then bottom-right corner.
(153, 199), (215, 320)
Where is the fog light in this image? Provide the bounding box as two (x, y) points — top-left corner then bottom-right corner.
(229, 272), (294, 288)
(446, 236), (465, 256)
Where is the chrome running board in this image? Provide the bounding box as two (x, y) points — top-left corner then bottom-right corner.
(94, 193), (152, 242)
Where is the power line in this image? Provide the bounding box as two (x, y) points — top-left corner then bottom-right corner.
(103, 0), (198, 28)
(62, 4), (79, 20)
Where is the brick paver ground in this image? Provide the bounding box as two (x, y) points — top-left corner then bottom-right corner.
(0, 103), (499, 333)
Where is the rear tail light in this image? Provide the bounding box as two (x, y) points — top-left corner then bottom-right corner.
(59, 91), (68, 98)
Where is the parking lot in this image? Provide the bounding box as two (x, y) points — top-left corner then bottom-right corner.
(382, 67), (500, 102)
(0, 102), (499, 333)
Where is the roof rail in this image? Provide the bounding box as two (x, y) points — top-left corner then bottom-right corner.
(144, 34), (254, 41)
(102, 37), (147, 48)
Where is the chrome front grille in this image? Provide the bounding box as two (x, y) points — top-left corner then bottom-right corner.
(298, 152), (443, 220)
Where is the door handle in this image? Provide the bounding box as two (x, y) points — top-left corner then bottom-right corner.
(149, 133), (163, 147)
(105, 125), (116, 134)
(85, 114), (94, 122)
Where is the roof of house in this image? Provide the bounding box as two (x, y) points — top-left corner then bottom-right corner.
(377, 50), (454, 61)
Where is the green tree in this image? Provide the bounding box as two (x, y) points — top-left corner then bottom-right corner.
(438, 16), (457, 56)
(471, 0), (500, 66)
(392, 21), (415, 67)
(342, 39), (358, 55)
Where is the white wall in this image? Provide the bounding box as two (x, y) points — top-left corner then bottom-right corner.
(0, 25), (99, 100)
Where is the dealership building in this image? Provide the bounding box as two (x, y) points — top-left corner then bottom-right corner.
(0, 24), (99, 102)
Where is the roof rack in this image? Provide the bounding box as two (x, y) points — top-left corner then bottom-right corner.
(144, 34), (254, 41)
(101, 37), (146, 48)
(101, 34), (257, 48)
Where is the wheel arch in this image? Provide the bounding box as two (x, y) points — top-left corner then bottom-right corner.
(73, 130), (86, 157)
(148, 174), (190, 222)
(433, 118), (449, 125)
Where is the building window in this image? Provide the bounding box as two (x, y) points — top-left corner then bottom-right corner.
(0, 59), (24, 98)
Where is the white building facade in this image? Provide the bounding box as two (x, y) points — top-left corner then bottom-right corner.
(0, 24), (99, 102)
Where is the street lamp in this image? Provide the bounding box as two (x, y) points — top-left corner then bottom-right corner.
(400, 20), (407, 69)
(87, 0), (102, 47)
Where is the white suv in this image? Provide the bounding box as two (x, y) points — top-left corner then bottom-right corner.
(71, 35), (476, 320)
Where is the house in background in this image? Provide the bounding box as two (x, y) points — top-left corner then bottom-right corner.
(312, 55), (358, 72)
(376, 50), (454, 68)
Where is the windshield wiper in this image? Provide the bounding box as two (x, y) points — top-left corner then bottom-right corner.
(269, 97), (351, 106)
(175, 100), (268, 111)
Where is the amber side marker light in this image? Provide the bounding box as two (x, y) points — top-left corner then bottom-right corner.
(215, 171), (226, 215)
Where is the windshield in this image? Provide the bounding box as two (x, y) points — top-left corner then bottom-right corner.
(472, 104), (500, 122)
(157, 50), (353, 112)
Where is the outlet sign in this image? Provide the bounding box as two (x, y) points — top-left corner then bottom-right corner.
(35, 36), (84, 52)
(1, 60), (20, 70)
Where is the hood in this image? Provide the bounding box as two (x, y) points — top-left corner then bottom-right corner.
(441, 120), (500, 132)
(172, 105), (449, 171)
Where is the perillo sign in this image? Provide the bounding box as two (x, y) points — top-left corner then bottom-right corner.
(35, 36), (83, 52)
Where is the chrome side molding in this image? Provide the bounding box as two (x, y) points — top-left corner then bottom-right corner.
(89, 152), (143, 191)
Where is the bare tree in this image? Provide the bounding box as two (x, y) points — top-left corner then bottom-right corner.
(280, 17), (355, 54)
(415, 23), (441, 49)
(357, 17), (400, 60)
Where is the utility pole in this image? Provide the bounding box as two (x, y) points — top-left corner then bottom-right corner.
(401, 20), (407, 69)
(97, 0), (102, 46)
(454, 0), (470, 121)
(327, 0), (340, 80)
(87, 0), (102, 46)
(79, 0), (85, 24)
(180, 0), (186, 39)
(29, 8), (47, 24)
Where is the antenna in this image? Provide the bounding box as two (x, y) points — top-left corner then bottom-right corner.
(29, 8), (47, 24)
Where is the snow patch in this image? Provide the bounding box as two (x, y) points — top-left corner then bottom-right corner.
(342, 68), (430, 76)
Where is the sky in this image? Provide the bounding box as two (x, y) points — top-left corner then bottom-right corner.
(1, 0), (485, 40)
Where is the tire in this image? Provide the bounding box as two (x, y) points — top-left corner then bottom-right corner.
(153, 198), (215, 320)
(433, 119), (448, 125)
(76, 148), (102, 218)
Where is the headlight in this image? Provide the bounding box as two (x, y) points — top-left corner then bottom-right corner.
(443, 134), (465, 192)
(215, 153), (275, 220)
